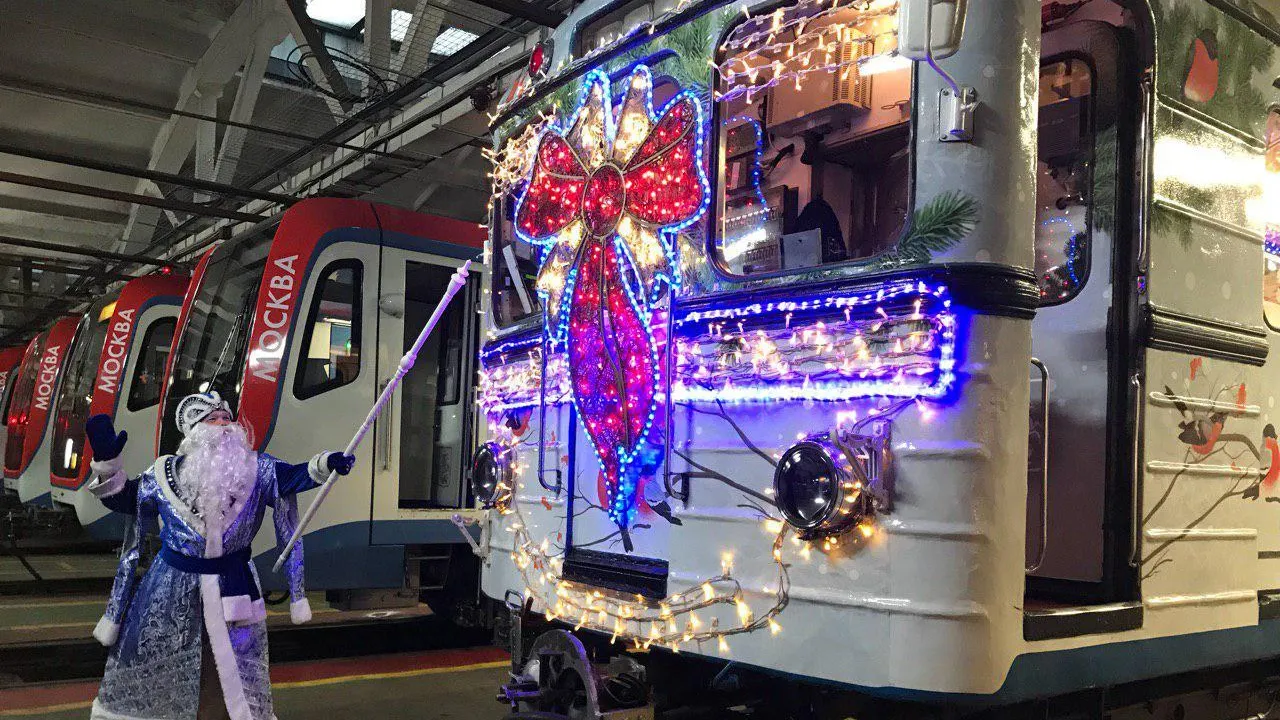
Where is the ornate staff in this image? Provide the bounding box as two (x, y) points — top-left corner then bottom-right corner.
(273, 260), (471, 572)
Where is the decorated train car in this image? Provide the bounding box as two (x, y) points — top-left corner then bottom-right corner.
(473, 0), (1280, 716)
(0, 345), (27, 456)
(48, 272), (188, 538)
(4, 315), (81, 505)
(157, 198), (486, 610)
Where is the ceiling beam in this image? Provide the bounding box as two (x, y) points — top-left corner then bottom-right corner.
(280, 0), (355, 114)
(0, 141), (298, 205)
(213, 31), (275, 185)
(462, 0), (564, 28)
(122, 0), (289, 245)
(395, 0), (447, 77)
(0, 171), (268, 224)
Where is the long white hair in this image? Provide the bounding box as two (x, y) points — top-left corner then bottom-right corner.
(177, 420), (258, 539)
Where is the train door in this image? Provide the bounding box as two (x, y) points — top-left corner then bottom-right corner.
(1025, 18), (1142, 624)
(370, 246), (479, 524)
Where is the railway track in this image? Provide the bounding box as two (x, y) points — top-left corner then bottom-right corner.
(0, 608), (492, 686)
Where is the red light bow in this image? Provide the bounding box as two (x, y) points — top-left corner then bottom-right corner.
(516, 70), (705, 242)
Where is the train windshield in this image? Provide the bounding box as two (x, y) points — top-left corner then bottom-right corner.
(160, 231), (272, 455)
(50, 305), (112, 481)
(3, 333), (47, 471)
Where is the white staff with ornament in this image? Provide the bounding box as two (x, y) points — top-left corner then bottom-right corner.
(273, 259), (472, 572)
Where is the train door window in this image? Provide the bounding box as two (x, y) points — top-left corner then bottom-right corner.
(1264, 109), (1280, 330)
(398, 261), (473, 509)
(294, 262), (362, 400)
(713, 3), (912, 276)
(1036, 59), (1094, 304)
(51, 312), (110, 481)
(127, 318), (176, 411)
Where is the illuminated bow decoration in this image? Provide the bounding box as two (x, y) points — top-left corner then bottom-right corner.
(513, 66), (708, 539)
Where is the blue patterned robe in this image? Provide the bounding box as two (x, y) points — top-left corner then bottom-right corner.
(90, 452), (326, 720)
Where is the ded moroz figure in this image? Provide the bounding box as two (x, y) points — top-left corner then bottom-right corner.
(81, 391), (355, 720)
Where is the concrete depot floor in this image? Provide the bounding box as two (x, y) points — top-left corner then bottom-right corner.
(0, 647), (510, 719)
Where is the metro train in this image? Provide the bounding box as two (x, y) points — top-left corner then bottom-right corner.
(48, 272), (188, 538)
(5, 315), (81, 505)
(157, 198), (486, 610)
(0, 345), (26, 455)
(471, 0), (1280, 717)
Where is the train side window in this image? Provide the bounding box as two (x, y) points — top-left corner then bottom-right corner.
(713, 3), (912, 276)
(294, 261), (362, 400)
(1035, 58), (1094, 305)
(1263, 109), (1280, 330)
(126, 318), (176, 412)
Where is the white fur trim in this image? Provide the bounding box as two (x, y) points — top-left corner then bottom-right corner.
(308, 453), (332, 485)
(290, 597), (313, 625)
(86, 468), (126, 499)
(92, 616), (119, 647)
(200, 574), (253, 720)
(222, 595), (267, 627)
(154, 456), (203, 535)
(90, 455), (123, 478)
(90, 697), (163, 720)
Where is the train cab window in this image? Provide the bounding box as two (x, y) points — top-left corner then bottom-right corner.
(294, 263), (361, 400)
(1263, 109), (1280, 330)
(126, 318), (175, 412)
(161, 233), (271, 455)
(1035, 58), (1095, 305)
(713, 3), (911, 276)
(4, 335), (44, 472)
(51, 311), (111, 481)
(491, 190), (541, 328)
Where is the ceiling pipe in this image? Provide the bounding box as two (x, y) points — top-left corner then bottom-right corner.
(0, 142), (299, 206)
(0, 256), (139, 282)
(0, 74), (427, 164)
(0, 236), (187, 270)
(0, 170), (268, 224)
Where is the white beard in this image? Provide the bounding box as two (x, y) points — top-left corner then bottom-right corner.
(176, 421), (258, 544)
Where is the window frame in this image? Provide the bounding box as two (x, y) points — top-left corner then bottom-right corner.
(489, 190), (544, 330)
(1034, 52), (1099, 309)
(704, 2), (918, 282)
(126, 317), (177, 412)
(293, 259), (364, 401)
(1262, 103), (1280, 333)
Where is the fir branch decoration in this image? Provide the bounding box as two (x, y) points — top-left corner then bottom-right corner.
(894, 191), (979, 263)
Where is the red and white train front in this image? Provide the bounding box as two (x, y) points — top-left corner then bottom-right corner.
(3, 315), (80, 505)
(48, 272), (188, 538)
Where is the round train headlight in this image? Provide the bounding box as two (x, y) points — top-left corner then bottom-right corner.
(471, 442), (511, 509)
(773, 437), (874, 539)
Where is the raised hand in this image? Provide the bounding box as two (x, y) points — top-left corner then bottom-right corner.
(86, 414), (128, 462)
(325, 452), (356, 476)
